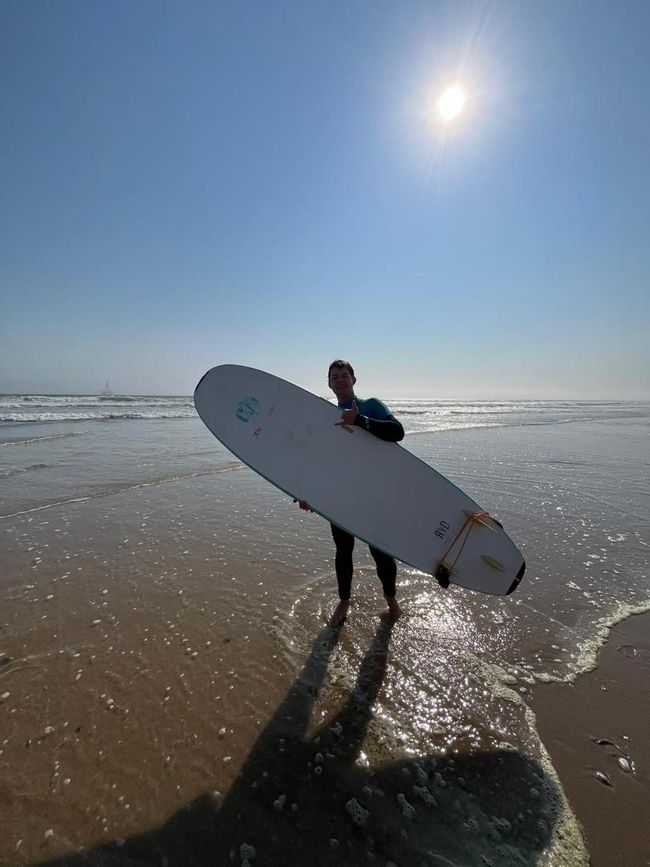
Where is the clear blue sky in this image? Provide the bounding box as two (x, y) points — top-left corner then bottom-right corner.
(1, 0), (649, 398)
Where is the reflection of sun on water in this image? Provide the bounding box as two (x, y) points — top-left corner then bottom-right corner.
(437, 84), (467, 122)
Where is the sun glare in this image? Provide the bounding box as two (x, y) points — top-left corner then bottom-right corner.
(437, 85), (467, 122)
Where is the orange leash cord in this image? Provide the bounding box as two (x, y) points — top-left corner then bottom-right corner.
(435, 510), (491, 588)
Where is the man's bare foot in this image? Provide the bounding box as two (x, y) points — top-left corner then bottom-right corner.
(386, 596), (402, 621)
(329, 599), (350, 626)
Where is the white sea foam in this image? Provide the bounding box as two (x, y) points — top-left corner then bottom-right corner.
(0, 409), (196, 423)
(533, 600), (650, 684)
(0, 394), (194, 423)
(0, 431), (86, 446)
(2, 395), (647, 429)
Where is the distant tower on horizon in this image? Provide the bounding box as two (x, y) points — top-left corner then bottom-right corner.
(100, 380), (113, 396)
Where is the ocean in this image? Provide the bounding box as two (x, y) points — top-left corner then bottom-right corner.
(1, 393), (646, 429)
(1, 394), (649, 865)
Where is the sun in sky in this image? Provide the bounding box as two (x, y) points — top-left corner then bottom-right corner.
(437, 84), (467, 122)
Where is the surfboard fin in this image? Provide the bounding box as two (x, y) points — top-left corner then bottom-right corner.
(506, 560), (526, 595)
(480, 554), (506, 573)
(435, 564), (451, 589)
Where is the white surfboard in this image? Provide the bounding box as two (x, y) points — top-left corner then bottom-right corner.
(194, 365), (525, 596)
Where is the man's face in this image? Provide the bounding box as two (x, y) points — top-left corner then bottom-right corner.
(328, 366), (356, 402)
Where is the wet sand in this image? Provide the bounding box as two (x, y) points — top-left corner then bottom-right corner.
(532, 611), (650, 867)
(2, 414), (648, 865)
(0, 474), (587, 866)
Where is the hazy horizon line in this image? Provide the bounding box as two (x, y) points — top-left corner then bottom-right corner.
(1, 391), (649, 403)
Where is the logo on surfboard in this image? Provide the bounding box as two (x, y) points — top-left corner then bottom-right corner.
(235, 397), (260, 423)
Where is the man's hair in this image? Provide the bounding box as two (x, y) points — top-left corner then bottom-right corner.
(328, 359), (355, 379)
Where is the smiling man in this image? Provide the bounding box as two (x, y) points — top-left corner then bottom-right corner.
(298, 360), (405, 626)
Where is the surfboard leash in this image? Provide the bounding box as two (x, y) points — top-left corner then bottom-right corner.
(435, 510), (491, 588)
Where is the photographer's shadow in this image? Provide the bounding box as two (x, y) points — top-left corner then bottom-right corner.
(40, 618), (561, 866)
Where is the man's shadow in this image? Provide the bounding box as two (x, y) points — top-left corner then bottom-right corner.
(39, 619), (561, 866)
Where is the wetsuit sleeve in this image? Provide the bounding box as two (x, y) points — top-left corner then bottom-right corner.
(353, 413), (404, 442)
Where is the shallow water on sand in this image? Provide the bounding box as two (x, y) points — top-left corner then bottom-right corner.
(1, 411), (648, 865)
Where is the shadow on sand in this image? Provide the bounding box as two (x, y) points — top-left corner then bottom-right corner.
(39, 618), (560, 866)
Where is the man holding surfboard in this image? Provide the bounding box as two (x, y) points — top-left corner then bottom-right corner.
(298, 360), (405, 626)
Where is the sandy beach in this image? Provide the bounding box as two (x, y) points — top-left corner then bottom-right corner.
(1, 404), (649, 865)
(532, 612), (650, 867)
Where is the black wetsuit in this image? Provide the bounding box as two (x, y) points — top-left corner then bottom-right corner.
(331, 398), (404, 601)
